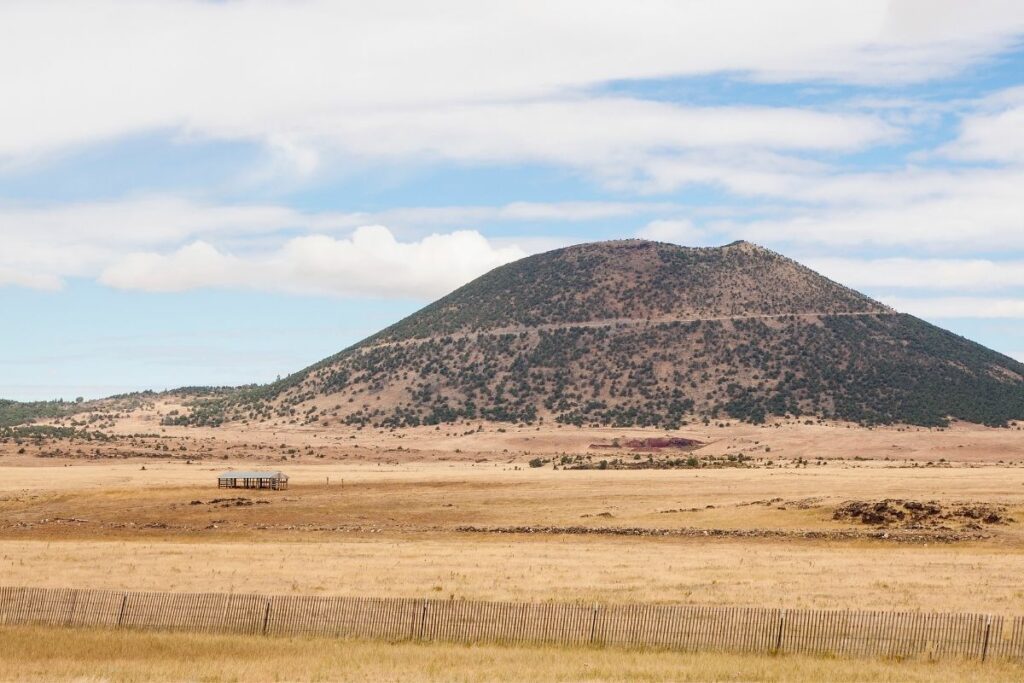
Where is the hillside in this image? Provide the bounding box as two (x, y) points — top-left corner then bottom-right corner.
(169, 240), (1024, 429)
(365, 240), (887, 341)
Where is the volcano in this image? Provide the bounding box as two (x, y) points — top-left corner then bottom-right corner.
(203, 240), (1024, 429)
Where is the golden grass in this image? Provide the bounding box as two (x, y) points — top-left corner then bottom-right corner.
(4, 536), (1024, 614)
(3, 458), (1024, 615)
(3, 625), (1023, 682)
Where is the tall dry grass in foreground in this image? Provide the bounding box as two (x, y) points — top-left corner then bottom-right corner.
(6, 537), (1024, 614)
(2, 625), (1023, 682)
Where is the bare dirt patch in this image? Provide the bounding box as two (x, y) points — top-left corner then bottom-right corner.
(590, 437), (704, 451)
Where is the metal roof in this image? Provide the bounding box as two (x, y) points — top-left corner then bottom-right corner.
(217, 470), (288, 479)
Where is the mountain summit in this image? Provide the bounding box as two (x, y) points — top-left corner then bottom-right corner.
(366, 239), (889, 343)
(209, 240), (1023, 429)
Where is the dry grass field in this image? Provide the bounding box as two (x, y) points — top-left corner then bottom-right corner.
(2, 414), (1024, 679)
(4, 625), (1024, 682)
(6, 532), (1024, 614)
(4, 536), (1024, 613)
(2, 425), (1024, 604)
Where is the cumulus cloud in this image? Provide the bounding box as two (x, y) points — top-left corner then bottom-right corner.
(717, 167), (1024, 249)
(0, 267), (63, 291)
(98, 226), (526, 298)
(940, 86), (1024, 163)
(0, 197), (336, 291)
(0, 0), (1018, 165)
(665, 89), (1024, 251)
(0, 197), (663, 247)
(636, 219), (709, 246)
(883, 297), (1024, 319)
(715, 86), (1022, 253)
(807, 258), (1024, 291)
(98, 242), (241, 293)
(0, 197), (666, 292)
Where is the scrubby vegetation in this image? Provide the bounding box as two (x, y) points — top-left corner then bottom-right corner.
(366, 240), (886, 342)
(0, 399), (80, 428)
(0, 425), (112, 442)
(250, 314), (1019, 429)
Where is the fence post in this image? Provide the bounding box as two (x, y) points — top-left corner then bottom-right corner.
(773, 610), (786, 653)
(590, 603), (600, 644)
(262, 598), (272, 636)
(418, 599), (428, 640)
(65, 589), (79, 627)
(116, 593), (128, 628)
(220, 593), (231, 631)
(982, 617), (992, 662)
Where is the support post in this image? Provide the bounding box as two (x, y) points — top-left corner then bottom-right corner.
(982, 618), (992, 662)
(220, 593), (231, 630)
(418, 599), (429, 640)
(116, 593), (128, 628)
(774, 610), (786, 653)
(590, 603), (600, 643)
(65, 589), (78, 627)
(262, 598), (272, 636)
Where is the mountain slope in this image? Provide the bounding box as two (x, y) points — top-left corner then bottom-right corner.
(186, 240), (1024, 429)
(367, 239), (888, 342)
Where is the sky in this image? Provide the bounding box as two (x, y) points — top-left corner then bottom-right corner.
(2, 0), (1024, 401)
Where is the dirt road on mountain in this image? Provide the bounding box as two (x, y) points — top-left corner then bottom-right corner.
(356, 310), (899, 352)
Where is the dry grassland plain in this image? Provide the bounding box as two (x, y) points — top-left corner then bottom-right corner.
(5, 625), (1024, 683)
(2, 407), (1024, 679)
(6, 626), (1024, 683)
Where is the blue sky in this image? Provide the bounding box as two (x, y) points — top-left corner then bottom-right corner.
(2, 1), (1024, 400)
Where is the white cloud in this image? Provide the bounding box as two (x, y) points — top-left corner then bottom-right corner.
(940, 86), (1024, 163)
(98, 226), (526, 298)
(0, 197), (666, 291)
(0, 197), (319, 247)
(98, 242), (241, 293)
(0, 267), (63, 291)
(807, 257), (1024, 291)
(0, 197), (663, 246)
(652, 90), (1024, 248)
(364, 201), (679, 229)
(0, 197), (334, 290)
(636, 219), (708, 246)
(884, 297), (1024, 319)
(716, 87), (1022, 252)
(721, 167), (1024, 249)
(1, 0), (1018, 166)
(628, 150), (827, 196)
(306, 100), (895, 172)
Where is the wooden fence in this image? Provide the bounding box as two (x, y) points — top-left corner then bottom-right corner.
(2, 586), (1023, 661)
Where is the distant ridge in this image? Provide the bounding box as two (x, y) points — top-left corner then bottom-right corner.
(173, 240), (1024, 429)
